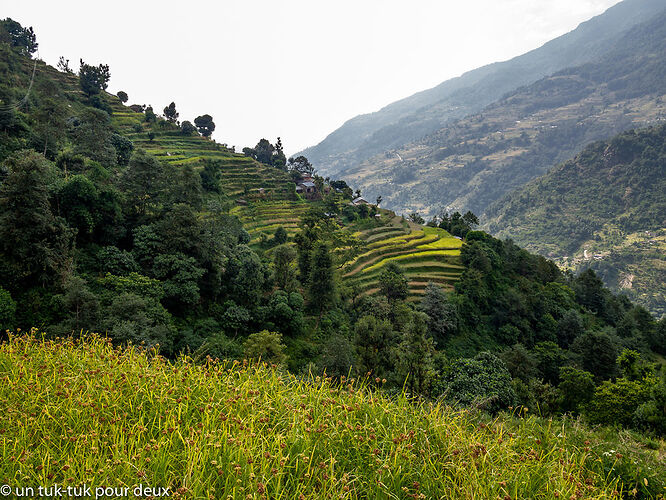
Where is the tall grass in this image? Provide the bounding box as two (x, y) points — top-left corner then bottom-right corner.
(1, 333), (662, 499)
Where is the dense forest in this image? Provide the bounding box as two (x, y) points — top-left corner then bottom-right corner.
(485, 124), (666, 317)
(0, 16), (665, 455)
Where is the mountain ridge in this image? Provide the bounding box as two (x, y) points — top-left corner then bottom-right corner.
(299, 0), (666, 180)
(333, 7), (666, 217)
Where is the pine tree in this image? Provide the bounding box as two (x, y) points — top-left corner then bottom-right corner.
(1, 18), (38, 55)
(394, 311), (435, 395)
(308, 242), (336, 312)
(121, 149), (165, 221)
(0, 151), (74, 287)
(272, 244), (298, 292)
(274, 137), (287, 169)
(163, 102), (179, 123)
(419, 283), (459, 346)
(254, 139), (275, 165)
(55, 276), (100, 332)
(78, 59), (111, 97)
(167, 165), (203, 210)
(32, 97), (68, 156)
(72, 108), (117, 166)
(354, 315), (397, 378)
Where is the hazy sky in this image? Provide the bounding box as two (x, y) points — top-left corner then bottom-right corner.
(6, 0), (621, 154)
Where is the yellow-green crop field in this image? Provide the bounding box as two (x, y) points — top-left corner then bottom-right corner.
(343, 223), (463, 298)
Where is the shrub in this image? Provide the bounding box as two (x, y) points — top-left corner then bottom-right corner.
(378, 262), (408, 301)
(144, 106), (156, 123)
(586, 377), (655, 428)
(97, 246), (139, 276)
(180, 120), (197, 136)
(0, 286), (16, 330)
(110, 133), (133, 166)
(273, 226), (288, 245)
(438, 352), (517, 413)
(558, 366), (595, 413)
(317, 334), (356, 378)
(633, 375), (666, 435)
(243, 330), (286, 366)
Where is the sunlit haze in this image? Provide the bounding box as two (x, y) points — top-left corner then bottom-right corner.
(6, 0), (621, 154)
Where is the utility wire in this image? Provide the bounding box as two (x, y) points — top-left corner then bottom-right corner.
(0, 53), (39, 112)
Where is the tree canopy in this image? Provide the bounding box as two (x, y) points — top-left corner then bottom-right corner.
(79, 60), (111, 97)
(163, 102), (179, 123)
(0, 18), (37, 55)
(194, 114), (215, 137)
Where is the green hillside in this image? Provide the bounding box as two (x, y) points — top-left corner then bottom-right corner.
(109, 104), (294, 201)
(104, 76), (464, 301)
(333, 8), (666, 218)
(0, 23), (460, 304)
(0, 45), (294, 203)
(231, 201), (310, 246)
(1, 333), (664, 499)
(485, 124), (666, 317)
(228, 200), (463, 300)
(0, 17), (463, 357)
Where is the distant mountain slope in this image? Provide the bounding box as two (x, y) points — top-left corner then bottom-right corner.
(485, 124), (666, 317)
(337, 8), (666, 218)
(299, 0), (666, 179)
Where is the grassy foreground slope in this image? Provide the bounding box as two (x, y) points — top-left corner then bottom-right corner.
(1, 334), (664, 499)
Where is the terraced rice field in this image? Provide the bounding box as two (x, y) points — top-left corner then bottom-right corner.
(109, 99), (465, 297)
(110, 101), (293, 200)
(344, 221), (464, 299)
(231, 201), (310, 245)
(231, 205), (464, 297)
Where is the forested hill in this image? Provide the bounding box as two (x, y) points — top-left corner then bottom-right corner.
(484, 124), (666, 317)
(331, 7), (666, 218)
(298, 0), (665, 180)
(0, 17), (464, 357)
